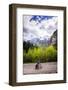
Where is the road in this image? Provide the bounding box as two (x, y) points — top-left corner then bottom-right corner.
(23, 62), (57, 75)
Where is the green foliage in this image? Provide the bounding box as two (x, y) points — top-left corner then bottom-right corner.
(23, 41), (34, 52)
(45, 45), (57, 62)
(25, 48), (42, 62)
(23, 45), (57, 63)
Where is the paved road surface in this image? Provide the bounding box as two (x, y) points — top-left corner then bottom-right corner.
(23, 62), (57, 75)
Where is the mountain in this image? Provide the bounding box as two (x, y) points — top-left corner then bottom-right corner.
(24, 30), (57, 47)
(50, 30), (57, 49)
(27, 37), (50, 46)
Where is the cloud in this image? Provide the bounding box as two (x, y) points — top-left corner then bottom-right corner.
(23, 15), (58, 41)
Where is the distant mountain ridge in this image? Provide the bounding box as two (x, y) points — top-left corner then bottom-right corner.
(24, 30), (57, 47)
(27, 37), (50, 46)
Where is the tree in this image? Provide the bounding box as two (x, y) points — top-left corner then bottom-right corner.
(45, 45), (57, 62)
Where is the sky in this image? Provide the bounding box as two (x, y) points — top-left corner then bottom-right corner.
(23, 15), (58, 41)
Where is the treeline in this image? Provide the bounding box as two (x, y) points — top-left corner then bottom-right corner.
(23, 43), (57, 63)
(23, 41), (37, 52)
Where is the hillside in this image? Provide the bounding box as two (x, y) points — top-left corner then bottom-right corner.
(50, 30), (57, 49)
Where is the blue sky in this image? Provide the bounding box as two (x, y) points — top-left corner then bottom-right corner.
(30, 15), (54, 23)
(23, 15), (58, 41)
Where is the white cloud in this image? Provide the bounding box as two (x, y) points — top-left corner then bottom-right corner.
(23, 15), (58, 41)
